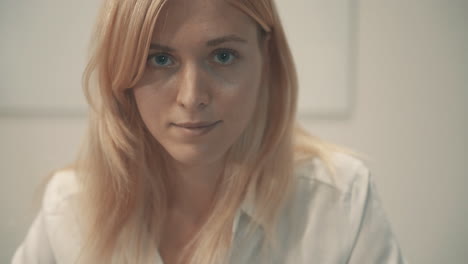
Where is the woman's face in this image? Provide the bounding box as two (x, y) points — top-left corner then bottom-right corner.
(132, 0), (266, 167)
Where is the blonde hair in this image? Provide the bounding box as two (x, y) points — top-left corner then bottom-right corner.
(73, 0), (364, 263)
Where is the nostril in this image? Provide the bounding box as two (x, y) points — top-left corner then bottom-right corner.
(199, 102), (207, 108)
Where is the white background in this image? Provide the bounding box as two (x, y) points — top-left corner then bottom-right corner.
(0, 0), (352, 116)
(1, 0), (467, 263)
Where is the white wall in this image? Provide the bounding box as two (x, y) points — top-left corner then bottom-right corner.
(1, 0), (467, 263)
(300, 1), (468, 263)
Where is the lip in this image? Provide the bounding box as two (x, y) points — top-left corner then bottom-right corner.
(172, 120), (221, 137)
(173, 121), (220, 128)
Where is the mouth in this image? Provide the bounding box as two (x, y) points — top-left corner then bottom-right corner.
(171, 120), (222, 137)
(173, 120), (221, 129)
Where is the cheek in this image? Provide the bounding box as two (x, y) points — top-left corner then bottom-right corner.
(219, 69), (262, 128)
(132, 86), (170, 135)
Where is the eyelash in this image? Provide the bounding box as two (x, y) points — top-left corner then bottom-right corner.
(146, 48), (240, 68)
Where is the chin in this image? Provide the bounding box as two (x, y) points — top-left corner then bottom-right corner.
(163, 144), (226, 167)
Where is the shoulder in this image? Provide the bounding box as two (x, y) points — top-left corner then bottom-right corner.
(291, 151), (374, 227)
(273, 153), (377, 261)
(12, 169), (84, 264)
(42, 169), (84, 262)
(42, 168), (81, 214)
(290, 153), (408, 263)
(294, 151), (370, 195)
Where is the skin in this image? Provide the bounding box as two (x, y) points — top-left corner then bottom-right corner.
(131, 0), (268, 262)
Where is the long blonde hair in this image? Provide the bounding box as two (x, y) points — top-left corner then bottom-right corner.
(74, 0), (363, 263)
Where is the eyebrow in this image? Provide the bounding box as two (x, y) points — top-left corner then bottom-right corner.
(149, 34), (248, 52)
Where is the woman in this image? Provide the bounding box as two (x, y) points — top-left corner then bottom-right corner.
(12, 0), (407, 263)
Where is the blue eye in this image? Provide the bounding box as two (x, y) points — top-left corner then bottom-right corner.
(147, 53), (174, 67)
(213, 49), (238, 65)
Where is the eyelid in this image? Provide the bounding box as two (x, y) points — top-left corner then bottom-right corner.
(146, 47), (241, 68)
(213, 48), (240, 58)
(211, 48), (241, 65)
(146, 52), (177, 68)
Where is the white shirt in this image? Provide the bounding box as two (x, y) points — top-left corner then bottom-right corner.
(12, 152), (408, 263)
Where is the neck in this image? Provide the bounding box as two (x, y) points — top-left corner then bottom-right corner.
(165, 157), (225, 223)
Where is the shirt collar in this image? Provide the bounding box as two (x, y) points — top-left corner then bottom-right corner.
(232, 181), (257, 235)
(240, 180), (256, 217)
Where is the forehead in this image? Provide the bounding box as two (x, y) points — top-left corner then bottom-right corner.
(151, 0), (258, 44)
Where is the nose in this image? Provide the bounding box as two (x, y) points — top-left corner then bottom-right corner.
(176, 62), (210, 111)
